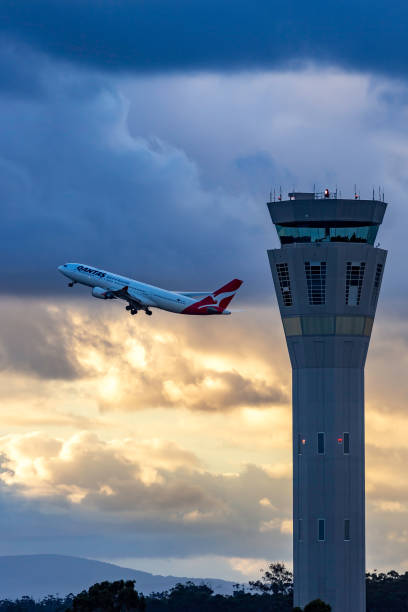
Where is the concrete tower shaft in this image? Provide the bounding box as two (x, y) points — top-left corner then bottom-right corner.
(267, 193), (387, 612)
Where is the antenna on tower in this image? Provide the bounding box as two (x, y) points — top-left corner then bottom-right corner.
(278, 186), (282, 201)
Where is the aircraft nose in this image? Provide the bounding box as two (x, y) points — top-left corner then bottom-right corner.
(58, 264), (69, 275)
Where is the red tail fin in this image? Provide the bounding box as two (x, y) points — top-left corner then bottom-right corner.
(213, 278), (243, 297)
(213, 278), (243, 311)
(182, 279), (243, 315)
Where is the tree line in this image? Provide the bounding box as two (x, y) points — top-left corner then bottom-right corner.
(0, 563), (407, 611)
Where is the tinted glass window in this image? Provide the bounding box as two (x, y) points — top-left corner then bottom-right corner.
(371, 263), (384, 306)
(283, 317), (302, 336)
(302, 316), (335, 335)
(336, 316), (365, 335)
(363, 317), (374, 336)
(305, 261), (327, 305)
(298, 519), (303, 541)
(276, 263), (293, 306)
(283, 315), (372, 336)
(318, 519), (325, 541)
(318, 432), (325, 454)
(346, 262), (366, 306)
(344, 433), (350, 454)
(277, 225), (379, 245)
(344, 519), (350, 541)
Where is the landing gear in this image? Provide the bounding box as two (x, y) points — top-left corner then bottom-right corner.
(126, 304), (138, 315)
(126, 303), (151, 316)
(68, 281), (76, 287)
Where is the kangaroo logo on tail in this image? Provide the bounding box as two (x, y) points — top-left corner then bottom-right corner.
(182, 279), (243, 315)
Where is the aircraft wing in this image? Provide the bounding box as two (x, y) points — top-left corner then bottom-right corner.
(111, 286), (146, 309)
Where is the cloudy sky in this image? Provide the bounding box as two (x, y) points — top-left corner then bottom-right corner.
(1, 0), (408, 583)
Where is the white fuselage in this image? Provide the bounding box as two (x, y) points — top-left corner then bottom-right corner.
(58, 263), (196, 313)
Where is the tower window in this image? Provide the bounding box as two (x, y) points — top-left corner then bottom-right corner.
(371, 263), (384, 307)
(343, 433), (350, 454)
(318, 519), (325, 541)
(318, 432), (325, 454)
(344, 519), (350, 541)
(298, 519), (303, 541)
(345, 261), (366, 306)
(276, 224), (379, 245)
(302, 316), (334, 335)
(297, 433), (303, 455)
(336, 316), (364, 335)
(305, 261), (327, 305)
(363, 317), (374, 336)
(282, 315), (373, 336)
(276, 263), (293, 306)
(283, 316), (302, 336)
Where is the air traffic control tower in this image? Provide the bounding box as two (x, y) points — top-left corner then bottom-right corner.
(267, 191), (387, 611)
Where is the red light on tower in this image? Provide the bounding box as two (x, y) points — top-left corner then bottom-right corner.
(338, 437), (343, 444)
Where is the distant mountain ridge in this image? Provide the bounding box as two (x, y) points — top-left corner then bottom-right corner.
(0, 554), (236, 600)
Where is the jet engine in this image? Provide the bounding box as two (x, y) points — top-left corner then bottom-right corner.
(92, 287), (114, 299)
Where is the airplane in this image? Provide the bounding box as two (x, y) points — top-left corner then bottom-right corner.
(57, 263), (243, 316)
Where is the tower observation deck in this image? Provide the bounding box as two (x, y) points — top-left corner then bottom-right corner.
(267, 191), (387, 611)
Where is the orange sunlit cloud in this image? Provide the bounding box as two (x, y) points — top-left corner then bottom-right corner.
(0, 298), (407, 572)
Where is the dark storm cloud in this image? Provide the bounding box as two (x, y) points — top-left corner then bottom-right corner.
(1, 44), (407, 303)
(1, 1), (408, 79)
(0, 56), (268, 296)
(0, 42), (45, 98)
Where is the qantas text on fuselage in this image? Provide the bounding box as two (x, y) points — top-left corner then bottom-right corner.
(58, 263), (243, 316)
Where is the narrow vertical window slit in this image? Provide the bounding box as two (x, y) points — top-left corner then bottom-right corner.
(276, 263), (293, 306)
(344, 519), (350, 541)
(318, 432), (325, 454)
(343, 432), (350, 454)
(371, 263), (383, 307)
(318, 519), (325, 541)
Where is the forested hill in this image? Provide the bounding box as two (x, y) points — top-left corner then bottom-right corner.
(0, 563), (407, 611)
(0, 555), (235, 600)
